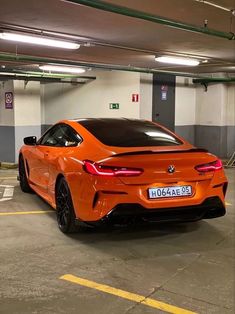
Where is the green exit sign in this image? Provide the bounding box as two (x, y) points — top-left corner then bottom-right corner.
(109, 103), (119, 109)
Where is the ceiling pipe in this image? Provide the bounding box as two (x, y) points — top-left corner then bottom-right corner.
(0, 74), (86, 83)
(1, 54), (233, 82)
(193, 77), (235, 83)
(0, 52), (214, 78)
(193, 76), (235, 91)
(62, 0), (235, 40)
(26, 72), (96, 80)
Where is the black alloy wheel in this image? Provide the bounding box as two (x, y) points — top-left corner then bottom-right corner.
(56, 177), (77, 233)
(19, 155), (32, 193)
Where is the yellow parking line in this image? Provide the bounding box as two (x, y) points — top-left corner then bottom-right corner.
(226, 202), (232, 206)
(0, 210), (54, 216)
(60, 274), (197, 314)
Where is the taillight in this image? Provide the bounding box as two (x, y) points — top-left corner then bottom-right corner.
(195, 159), (223, 172)
(83, 160), (143, 177)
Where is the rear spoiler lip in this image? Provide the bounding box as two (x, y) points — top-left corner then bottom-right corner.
(111, 148), (208, 157)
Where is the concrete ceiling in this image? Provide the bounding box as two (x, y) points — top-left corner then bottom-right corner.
(0, 0), (234, 76)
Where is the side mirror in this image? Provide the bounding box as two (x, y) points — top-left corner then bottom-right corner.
(24, 136), (37, 146)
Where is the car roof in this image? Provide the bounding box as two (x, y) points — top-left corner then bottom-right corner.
(71, 118), (145, 123)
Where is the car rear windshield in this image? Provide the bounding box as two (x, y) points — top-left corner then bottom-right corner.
(79, 119), (182, 147)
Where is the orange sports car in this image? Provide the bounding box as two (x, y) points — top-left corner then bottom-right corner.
(19, 118), (228, 233)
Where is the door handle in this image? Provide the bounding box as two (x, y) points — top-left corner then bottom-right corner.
(156, 113), (160, 117)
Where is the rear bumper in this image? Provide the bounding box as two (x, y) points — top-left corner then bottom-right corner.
(94, 196), (226, 224)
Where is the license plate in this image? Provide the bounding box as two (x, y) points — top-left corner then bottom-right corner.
(148, 185), (192, 199)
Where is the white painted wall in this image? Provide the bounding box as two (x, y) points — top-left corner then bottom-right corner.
(42, 73), (206, 129)
(139, 73), (153, 121)
(175, 77), (196, 126)
(0, 80), (14, 126)
(42, 70), (140, 124)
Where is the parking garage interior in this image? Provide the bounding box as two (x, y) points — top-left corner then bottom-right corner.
(0, 1), (235, 314)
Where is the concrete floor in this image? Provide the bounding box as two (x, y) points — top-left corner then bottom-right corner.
(0, 169), (234, 314)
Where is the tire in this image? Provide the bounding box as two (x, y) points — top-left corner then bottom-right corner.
(19, 155), (32, 193)
(56, 177), (77, 233)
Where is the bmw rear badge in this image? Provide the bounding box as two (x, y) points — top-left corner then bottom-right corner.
(167, 165), (175, 174)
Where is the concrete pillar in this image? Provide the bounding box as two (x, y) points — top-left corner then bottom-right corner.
(226, 85), (235, 156)
(0, 80), (41, 163)
(0, 80), (15, 162)
(139, 73), (153, 121)
(195, 83), (235, 158)
(14, 80), (41, 162)
(175, 77), (196, 144)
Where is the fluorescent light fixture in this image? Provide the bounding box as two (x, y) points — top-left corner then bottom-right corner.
(39, 65), (86, 74)
(155, 56), (200, 66)
(0, 72), (15, 76)
(0, 32), (80, 49)
(0, 72), (27, 76)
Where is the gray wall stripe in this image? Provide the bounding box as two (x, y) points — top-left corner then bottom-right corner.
(41, 124), (52, 135)
(227, 126), (235, 157)
(175, 125), (195, 145)
(15, 126), (42, 163)
(0, 126), (15, 163)
(176, 125), (235, 158)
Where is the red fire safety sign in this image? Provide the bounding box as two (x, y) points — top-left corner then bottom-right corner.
(132, 94), (139, 102)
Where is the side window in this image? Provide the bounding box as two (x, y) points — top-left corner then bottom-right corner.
(39, 124), (82, 147)
(61, 125), (82, 147)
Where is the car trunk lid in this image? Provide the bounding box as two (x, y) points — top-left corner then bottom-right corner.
(98, 149), (215, 185)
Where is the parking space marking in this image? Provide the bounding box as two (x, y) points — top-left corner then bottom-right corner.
(0, 185), (14, 202)
(60, 274), (197, 314)
(0, 198), (12, 202)
(0, 210), (54, 216)
(3, 187), (14, 198)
